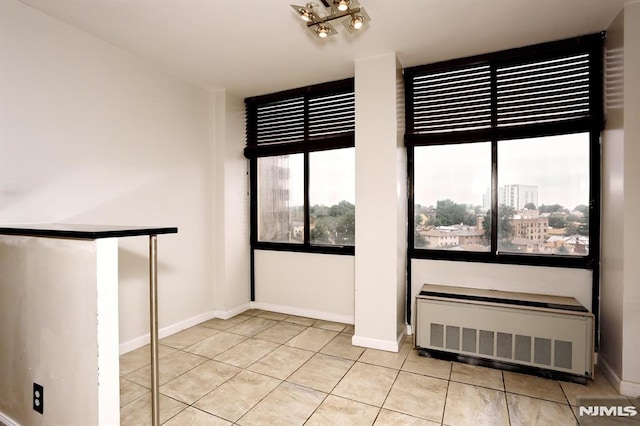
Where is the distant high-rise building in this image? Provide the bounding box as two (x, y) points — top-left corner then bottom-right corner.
(258, 156), (291, 241)
(498, 184), (538, 210)
(483, 188), (491, 210)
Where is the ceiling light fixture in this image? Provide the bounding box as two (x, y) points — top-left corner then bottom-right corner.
(337, 0), (350, 11)
(291, 0), (370, 39)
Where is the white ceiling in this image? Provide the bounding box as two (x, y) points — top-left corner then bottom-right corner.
(18, 0), (630, 98)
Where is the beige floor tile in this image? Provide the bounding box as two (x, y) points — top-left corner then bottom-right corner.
(359, 342), (412, 370)
(184, 331), (247, 359)
(248, 345), (314, 380)
(507, 393), (576, 426)
(160, 325), (220, 349)
(164, 406), (231, 426)
(226, 317), (278, 337)
(305, 395), (379, 426)
(200, 314), (252, 331)
(214, 338), (279, 369)
(503, 371), (568, 403)
(332, 362), (398, 406)
(237, 382), (326, 426)
(402, 350), (452, 380)
(450, 362), (504, 390)
(253, 321), (306, 344)
(120, 393), (186, 426)
(374, 409), (440, 425)
(125, 351), (208, 387)
(287, 353), (354, 393)
(561, 368), (620, 405)
(284, 315), (317, 327)
(320, 333), (365, 360)
(242, 309), (264, 316)
(285, 327), (338, 352)
(343, 324), (355, 335)
(313, 320), (347, 332)
(160, 360), (241, 404)
(119, 344), (176, 376)
(194, 370), (281, 422)
(120, 377), (147, 407)
(443, 381), (509, 426)
(257, 311), (289, 321)
(383, 371), (447, 423)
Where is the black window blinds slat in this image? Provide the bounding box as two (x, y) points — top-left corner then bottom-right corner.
(404, 34), (603, 140)
(245, 79), (354, 157)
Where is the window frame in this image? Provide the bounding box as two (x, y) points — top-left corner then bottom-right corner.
(405, 33), (604, 269)
(245, 78), (355, 256)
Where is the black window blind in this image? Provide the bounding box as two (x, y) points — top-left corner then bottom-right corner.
(245, 79), (354, 158)
(404, 33), (604, 142)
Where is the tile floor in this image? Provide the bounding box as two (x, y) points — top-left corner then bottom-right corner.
(120, 309), (624, 426)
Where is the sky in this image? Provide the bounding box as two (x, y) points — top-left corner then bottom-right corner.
(414, 133), (591, 210)
(273, 132), (590, 211)
(282, 148), (355, 207)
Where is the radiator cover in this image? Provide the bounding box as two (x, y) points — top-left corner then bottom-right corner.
(415, 284), (594, 378)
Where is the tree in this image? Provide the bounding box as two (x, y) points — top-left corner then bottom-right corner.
(548, 215), (566, 229)
(539, 204), (565, 214)
(564, 222), (579, 236)
(336, 210), (355, 244)
(310, 217), (332, 244)
(483, 205), (516, 248)
(523, 202), (537, 210)
(574, 204), (589, 216)
(434, 199), (475, 227)
(497, 205), (516, 249)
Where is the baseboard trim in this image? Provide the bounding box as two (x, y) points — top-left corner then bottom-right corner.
(213, 302), (252, 320)
(119, 310), (217, 355)
(0, 411), (20, 426)
(352, 330), (405, 353)
(598, 355), (640, 396)
(251, 301), (354, 325)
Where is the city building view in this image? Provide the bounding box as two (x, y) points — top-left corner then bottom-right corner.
(415, 184), (590, 255)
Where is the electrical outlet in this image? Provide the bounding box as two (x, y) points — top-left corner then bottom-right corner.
(33, 383), (43, 414)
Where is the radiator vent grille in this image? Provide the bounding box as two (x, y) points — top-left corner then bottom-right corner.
(429, 322), (573, 370)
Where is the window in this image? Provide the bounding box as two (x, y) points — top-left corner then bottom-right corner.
(405, 34), (603, 268)
(414, 142), (491, 252)
(245, 79), (355, 254)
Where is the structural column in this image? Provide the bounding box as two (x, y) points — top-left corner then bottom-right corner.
(353, 52), (407, 352)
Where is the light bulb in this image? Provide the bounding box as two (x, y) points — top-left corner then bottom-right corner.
(350, 14), (364, 29)
(316, 25), (331, 38)
(337, 0), (349, 11)
(298, 8), (312, 21)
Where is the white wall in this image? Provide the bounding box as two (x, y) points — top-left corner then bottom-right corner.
(353, 53), (407, 351)
(620, 1), (640, 390)
(212, 91), (251, 316)
(0, 0), (216, 349)
(254, 250), (354, 323)
(0, 236), (119, 425)
(600, 1), (640, 396)
(601, 7), (625, 382)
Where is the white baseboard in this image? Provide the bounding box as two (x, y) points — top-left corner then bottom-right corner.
(598, 355), (640, 397)
(251, 301), (354, 325)
(119, 310), (216, 355)
(118, 303), (256, 355)
(352, 329), (405, 353)
(0, 411), (19, 426)
(214, 302), (252, 320)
